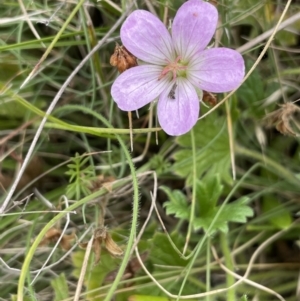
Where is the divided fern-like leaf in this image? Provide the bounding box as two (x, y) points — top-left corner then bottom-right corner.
(65, 153), (96, 200)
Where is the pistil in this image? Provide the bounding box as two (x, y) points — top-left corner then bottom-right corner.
(158, 56), (187, 80)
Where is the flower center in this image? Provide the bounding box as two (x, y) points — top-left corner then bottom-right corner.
(158, 56), (187, 80)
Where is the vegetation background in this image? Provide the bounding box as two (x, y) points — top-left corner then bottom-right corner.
(0, 0), (300, 300)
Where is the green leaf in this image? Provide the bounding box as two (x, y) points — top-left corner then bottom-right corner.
(236, 60), (265, 118)
(238, 60), (264, 103)
(146, 232), (204, 296)
(193, 176), (253, 233)
(161, 186), (190, 220)
(149, 154), (171, 175)
(172, 112), (231, 186)
(217, 197), (254, 225)
(240, 295), (248, 301)
(149, 232), (187, 267)
(81, 155), (90, 166)
(195, 175), (223, 215)
(51, 273), (69, 301)
(65, 153), (95, 199)
(262, 197), (292, 229)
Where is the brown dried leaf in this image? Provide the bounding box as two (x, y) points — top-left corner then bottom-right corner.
(39, 228), (76, 251)
(104, 233), (123, 257)
(90, 175), (115, 192)
(264, 102), (300, 136)
(80, 226), (122, 265)
(60, 233), (76, 251)
(79, 241), (89, 249)
(39, 228), (61, 246)
(102, 181), (114, 193)
(94, 237), (102, 265)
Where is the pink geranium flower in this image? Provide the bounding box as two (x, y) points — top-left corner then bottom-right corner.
(111, 0), (244, 136)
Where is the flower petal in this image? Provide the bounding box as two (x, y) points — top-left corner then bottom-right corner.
(172, 0), (218, 61)
(121, 10), (174, 65)
(111, 65), (169, 111)
(157, 79), (199, 136)
(188, 48), (245, 93)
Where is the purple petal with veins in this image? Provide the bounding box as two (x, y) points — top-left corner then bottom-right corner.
(172, 0), (218, 61)
(158, 79), (199, 136)
(111, 65), (169, 111)
(188, 48), (245, 93)
(121, 10), (175, 65)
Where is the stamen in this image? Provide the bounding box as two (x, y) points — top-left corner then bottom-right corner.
(158, 56), (187, 81)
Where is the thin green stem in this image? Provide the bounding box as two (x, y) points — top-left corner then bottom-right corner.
(108, 97), (115, 175)
(220, 233), (235, 300)
(183, 127), (197, 255)
(25, 220), (38, 301)
(2, 85), (160, 135)
(79, 7), (97, 108)
(206, 237), (211, 301)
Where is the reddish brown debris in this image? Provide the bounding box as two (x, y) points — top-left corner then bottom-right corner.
(110, 43), (138, 73)
(203, 90), (217, 107)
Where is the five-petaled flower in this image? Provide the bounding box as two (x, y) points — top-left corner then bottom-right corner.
(111, 0), (245, 136)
